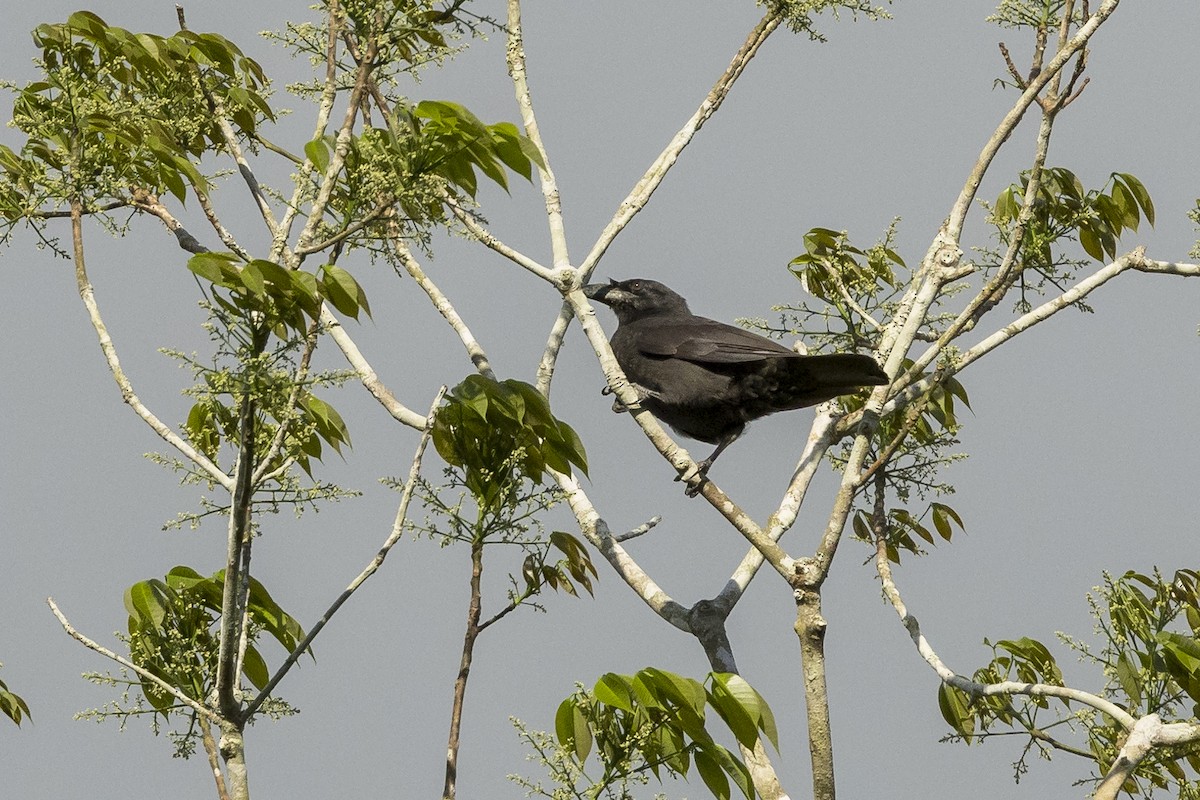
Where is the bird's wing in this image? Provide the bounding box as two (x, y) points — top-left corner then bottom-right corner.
(635, 316), (796, 364)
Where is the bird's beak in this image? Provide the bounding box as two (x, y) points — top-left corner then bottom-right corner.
(581, 282), (613, 304)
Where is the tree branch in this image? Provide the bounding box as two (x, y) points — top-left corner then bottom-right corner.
(1095, 714), (1200, 800)
(69, 199), (232, 490)
(215, 388), (257, 719)
(47, 597), (221, 724)
(322, 305), (430, 429)
(292, 16), (378, 261)
(945, 0), (1120, 240)
(444, 194), (557, 281)
(553, 470), (690, 631)
(199, 715), (233, 800)
(873, 521), (1138, 729)
(579, 10), (781, 276)
(883, 247), (1164, 417)
(275, 1), (344, 259)
(506, 0), (570, 270)
(394, 241), (496, 380)
(251, 320), (319, 485)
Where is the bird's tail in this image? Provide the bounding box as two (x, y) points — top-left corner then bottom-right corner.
(783, 353), (889, 408)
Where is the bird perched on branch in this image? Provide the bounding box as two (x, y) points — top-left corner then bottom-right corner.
(583, 278), (888, 493)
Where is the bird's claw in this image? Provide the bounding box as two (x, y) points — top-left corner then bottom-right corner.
(676, 460), (712, 497)
(601, 384), (633, 414)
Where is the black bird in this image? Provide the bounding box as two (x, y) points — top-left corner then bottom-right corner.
(583, 278), (888, 490)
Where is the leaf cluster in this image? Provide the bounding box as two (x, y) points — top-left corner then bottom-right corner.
(0, 10), (271, 224)
(521, 531), (599, 600)
(553, 669), (778, 800)
(123, 566), (306, 720)
(785, 225), (901, 349)
(939, 570), (1200, 794)
(857, 500), (964, 563)
(302, 100), (544, 256)
(763, 0), (892, 41)
(987, 168), (1154, 309)
(188, 253), (371, 336)
(939, 636), (1066, 744)
(0, 666), (31, 727)
(433, 375), (587, 513)
(178, 256), (360, 485)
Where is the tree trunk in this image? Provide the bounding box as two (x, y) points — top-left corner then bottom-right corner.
(443, 540), (485, 800)
(795, 587), (835, 800)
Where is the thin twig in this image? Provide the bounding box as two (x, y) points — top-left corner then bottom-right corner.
(274, 0), (344, 258)
(946, 0), (1121, 239)
(291, 11), (378, 261)
(251, 320), (319, 484)
(611, 515), (662, 543)
(532, 9), (782, 394)
(883, 247), (1169, 417)
(321, 305), (429, 429)
(444, 194), (557, 281)
(294, 201), (391, 256)
(579, 10), (782, 276)
(553, 473), (690, 631)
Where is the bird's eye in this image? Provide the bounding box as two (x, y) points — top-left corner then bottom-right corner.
(629, 281), (641, 290)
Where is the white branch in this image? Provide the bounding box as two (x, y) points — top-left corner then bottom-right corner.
(395, 242), (496, 380)
(553, 469), (690, 631)
(874, 532), (1138, 729)
(945, 0), (1122, 239)
(48, 597), (222, 724)
(1095, 714), (1200, 800)
(70, 204), (232, 490)
(580, 11), (781, 275)
(445, 195), (558, 281)
(506, 0), (571, 270)
(322, 306), (428, 430)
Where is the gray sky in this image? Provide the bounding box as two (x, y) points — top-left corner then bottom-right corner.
(3, 2), (1198, 798)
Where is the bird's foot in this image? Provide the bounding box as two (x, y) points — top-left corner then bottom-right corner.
(676, 459), (712, 497)
(601, 385), (632, 414)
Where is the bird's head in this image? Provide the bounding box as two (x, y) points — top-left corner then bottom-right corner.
(582, 278), (690, 323)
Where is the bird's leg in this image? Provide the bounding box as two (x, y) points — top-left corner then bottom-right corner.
(678, 435), (736, 498)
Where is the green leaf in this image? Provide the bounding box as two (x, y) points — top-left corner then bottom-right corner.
(304, 137), (331, 174)
(1115, 653), (1142, 706)
(938, 683), (974, 741)
(694, 748), (732, 800)
(125, 580), (168, 628)
(709, 672), (779, 752)
(594, 673), (634, 712)
(1116, 173), (1155, 226)
(931, 503), (964, 542)
(239, 261), (266, 296)
(555, 698), (592, 761)
(0, 689), (32, 727)
(1078, 224), (1103, 261)
(319, 263), (371, 320)
(187, 252), (241, 287)
(242, 644), (269, 690)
